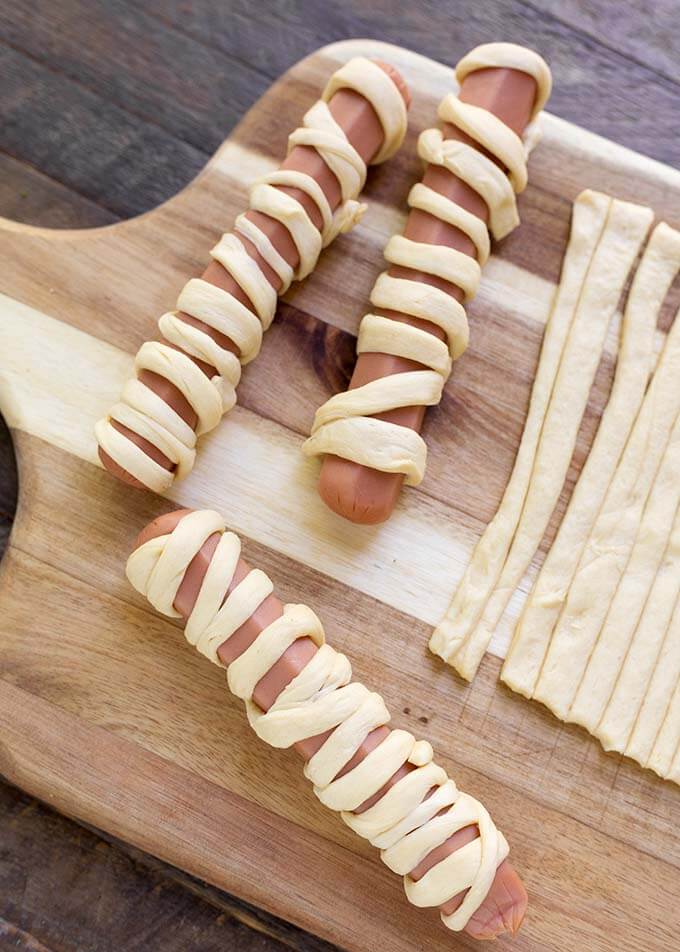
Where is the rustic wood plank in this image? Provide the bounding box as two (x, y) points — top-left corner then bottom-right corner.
(539, 0), (680, 86)
(0, 153), (117, 228)
(0, 0), (269, 153)
(0, 42), (207, 219)
(0, 779), (329, 952)
(140, 0), (680, 165)
(99, 834), (336, 952)
(3, 0), (679, 218)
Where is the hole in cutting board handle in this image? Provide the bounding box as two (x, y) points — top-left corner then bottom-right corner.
(0, 415), (18, 567)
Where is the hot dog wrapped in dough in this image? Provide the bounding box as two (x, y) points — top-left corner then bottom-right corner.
(303, 43), (552, 524)
(96, 58), (410, 493)
(127, 508), (528, 939)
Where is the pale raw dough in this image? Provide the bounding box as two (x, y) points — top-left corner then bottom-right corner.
(595, 496), (680, 754)
(626, 585), (680, 770)
(303, 45), (551, 484)
(533, 308), (680, 720)
(647, 669), (680, 782)
(571, 403), (680, 740)
(126, 509), (509, 932)
(502, 223), (680, 697)
(95, 57), (407, 492)
(431, 193), (654, 678)
(431, 192), (611, 667)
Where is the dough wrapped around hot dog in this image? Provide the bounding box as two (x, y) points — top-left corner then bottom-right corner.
(127, 508), (528, 939)
(303, 43), (552, 523)
(96, 57), (409, 493)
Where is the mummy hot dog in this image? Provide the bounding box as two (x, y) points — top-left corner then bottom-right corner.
(303, 44), (552, 523)
(127, 508), (528, 939)
(96, 58), (410, 492)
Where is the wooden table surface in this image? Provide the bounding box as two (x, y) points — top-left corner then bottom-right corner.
(1, 2), (679, 950)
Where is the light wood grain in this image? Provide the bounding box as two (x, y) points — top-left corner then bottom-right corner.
(1, 40), (679, 952)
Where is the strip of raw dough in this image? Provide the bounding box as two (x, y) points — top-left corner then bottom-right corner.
(595, 499), (680, 758)
(431, 194), (653, 678)
(626, 582), (680, 769)
(429, 192), (610, 664)
(533, 308), (680, 718)
(126, 509), (509, 932)
(572, 408), (680, 741)
(501, 223), (680, 697)
(95, 57), (407, 493)
(647, 668), (680, 781)
(451, 198), (653, 680)
(302, 47), (551, 486)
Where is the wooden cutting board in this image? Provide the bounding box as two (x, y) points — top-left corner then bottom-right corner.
(1, 39), (679, 952)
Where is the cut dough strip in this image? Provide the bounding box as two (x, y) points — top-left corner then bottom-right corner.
(303, 45), (550, 486)
(431, 192), (653, 678)
(448, 198), (653, 680)
(95, 57), (408, 493)
(575, 407), (680, 742)
(429, 192), (611, 667)
(502, 222), (680, 697)
(627, 582), (680, 771)
(533, 304), (680, 719)
(126, 509), (510, 933)
(595, 488), (680, 755)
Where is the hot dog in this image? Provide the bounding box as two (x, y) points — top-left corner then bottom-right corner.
(96, 59), (410, 492)
(129, 508), (528, 939)
(306, 44), (551, 523)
